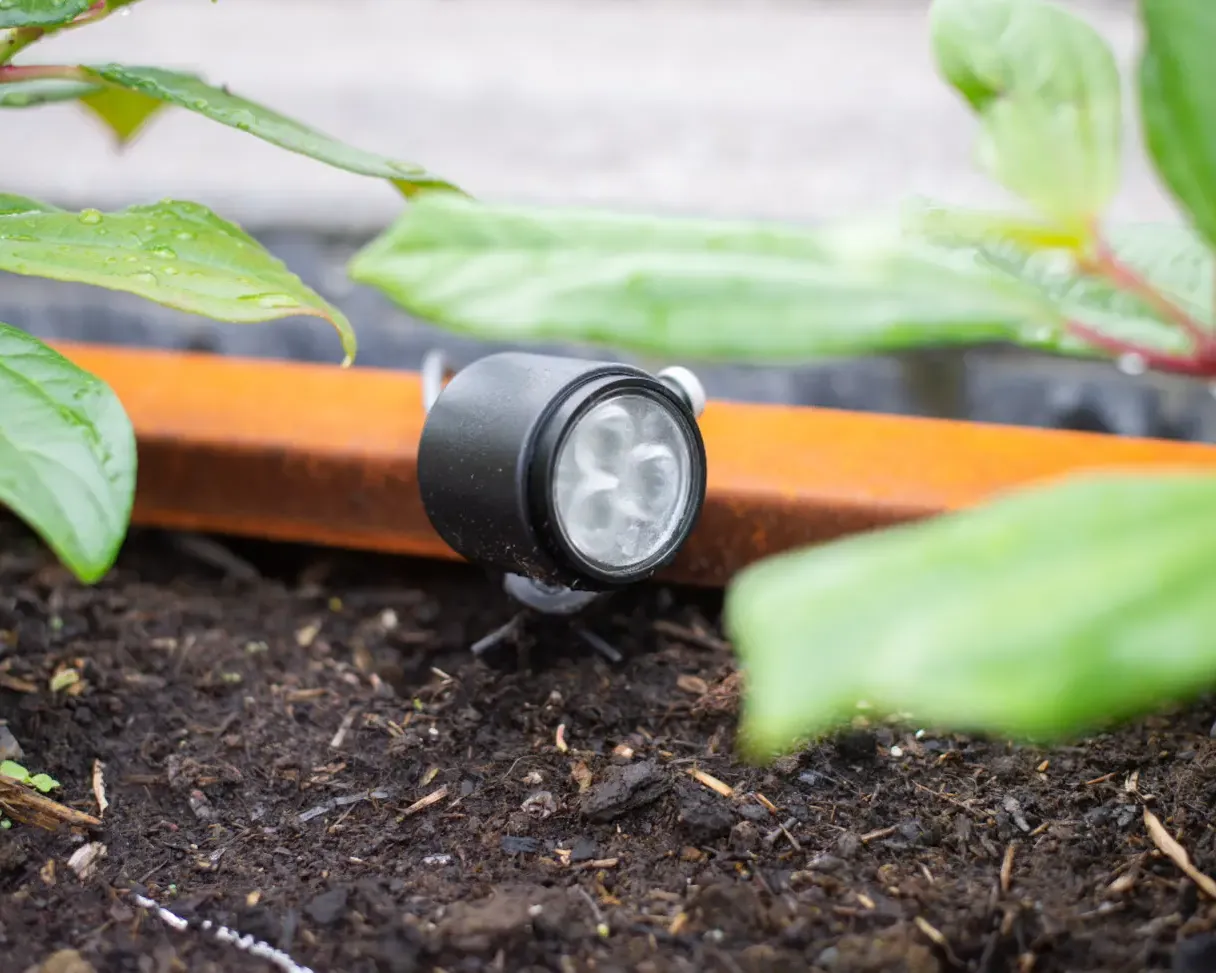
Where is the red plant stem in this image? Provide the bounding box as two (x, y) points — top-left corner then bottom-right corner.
(1082, 235), (1215, 354)
(0, 64), (89, 83)
(1064, 319), (1216, 378)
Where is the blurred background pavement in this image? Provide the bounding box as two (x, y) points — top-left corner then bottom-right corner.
(2, 0), (1175, 230)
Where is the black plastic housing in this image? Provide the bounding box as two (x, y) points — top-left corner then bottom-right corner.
(417, 351), (707, 589)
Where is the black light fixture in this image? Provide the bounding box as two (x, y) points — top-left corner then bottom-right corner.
(417, 351), (708, 600)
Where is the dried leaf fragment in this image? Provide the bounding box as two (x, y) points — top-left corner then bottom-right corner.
(68, 841), (107, 880)
(571, 761), (594, 793)
(91, 759), (108, 816)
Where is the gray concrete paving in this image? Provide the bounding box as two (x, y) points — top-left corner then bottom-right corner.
(1, 0), (1179, 232)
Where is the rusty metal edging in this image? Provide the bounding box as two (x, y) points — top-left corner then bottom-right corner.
(53, 341), (1216, 588)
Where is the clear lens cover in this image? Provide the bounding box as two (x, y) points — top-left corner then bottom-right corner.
(552, 392), (693, 572)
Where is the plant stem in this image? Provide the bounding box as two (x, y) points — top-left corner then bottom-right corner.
(1064, 319), (1216, 378)
(0, 64), (90, 84)
(1081, 234), (1215, 352)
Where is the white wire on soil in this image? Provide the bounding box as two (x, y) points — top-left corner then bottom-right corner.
(131, 892), (315, 973)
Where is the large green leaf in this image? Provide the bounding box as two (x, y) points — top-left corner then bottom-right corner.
(0, 0), (92, 29)
(726, 473), (1216, 759)
(0, 196), (356, 362)
(349, 194), (1059, 361)
(0, 323), (135, 583)
(83, 65), (458, 198)
(930, 0), (1122, 226)
(0, 77), (99, 107)
(1140, 0), (1216, 251)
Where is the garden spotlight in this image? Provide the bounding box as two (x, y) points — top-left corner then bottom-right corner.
(418, 350), (708, 603)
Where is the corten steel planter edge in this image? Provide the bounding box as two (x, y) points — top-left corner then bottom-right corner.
(54, 341), (1216, 588)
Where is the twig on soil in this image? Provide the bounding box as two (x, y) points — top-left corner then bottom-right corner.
(860, 825), (899, 844)
(130, 891), (315, 973)
(687, 768), (734, 798)
(763, 816), (801, 852)
(912, 781), (989, 821)
(576, 628), (624, 664)
(329, 709), (359, 750)
(403, 785), (449, 817)
(0, 777), (100, 831)
(1000, 843), (1015, 894)
(1143, 808), (1216, 899)
(914, 916), (962, 967)
(298, 789), (390, 824)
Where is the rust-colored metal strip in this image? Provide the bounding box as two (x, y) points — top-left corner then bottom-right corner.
(56, 341), (1216, 587)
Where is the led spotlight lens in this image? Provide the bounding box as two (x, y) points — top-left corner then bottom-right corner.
(552, 394), (693, 571)
(417, 352), (707, 589)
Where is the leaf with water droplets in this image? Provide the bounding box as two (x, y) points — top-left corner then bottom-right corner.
(0, 0), (92, 29)
(0, 197), (356, 363)
(0, 323), (135, 584)
(83, 64), (459, 198)
(0, 78), (101, 109)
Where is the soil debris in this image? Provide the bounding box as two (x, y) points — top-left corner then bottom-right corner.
(579, 758), (671, 822)
(2, 523), (1215, 971)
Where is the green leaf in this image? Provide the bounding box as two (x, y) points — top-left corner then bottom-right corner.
(78, 84), (166, 144)
(83, 65), (459, 198)
(0, 324), (135, 583)
(0, 77), (99, 108)
(0, 197), (357, 363)
(930, 0), (1122, 226)
(726, 473), (1216, 759)
(0, 760), (28, 782)
(1140, 0), (1216, 251)
(26, 773), (58, 793)
(0, 193), (56, 215)
(349, 194), (1059, 361)
(0, 0), (92, 29)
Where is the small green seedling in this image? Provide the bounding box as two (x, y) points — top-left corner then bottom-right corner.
(0, 0), (460, 584)
(350, 0), (1216, 754)
(1, 759), (60, 793)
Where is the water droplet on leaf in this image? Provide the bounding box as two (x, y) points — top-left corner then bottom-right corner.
(1116, 353), (1148, 376)
(78, 209), (103, 225)
(147, 246), (176, 259)
(243, 293), (298, 310)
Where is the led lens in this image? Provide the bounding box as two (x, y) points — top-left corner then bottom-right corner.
(552, 393), (693, 572)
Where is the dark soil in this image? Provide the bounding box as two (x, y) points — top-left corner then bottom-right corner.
(4, 522), (1216, 973)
